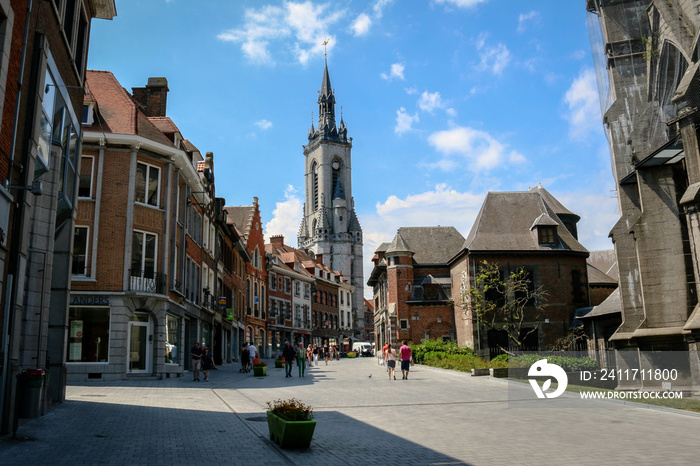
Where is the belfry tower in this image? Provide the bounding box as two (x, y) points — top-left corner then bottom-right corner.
(298, 59), (364, 339)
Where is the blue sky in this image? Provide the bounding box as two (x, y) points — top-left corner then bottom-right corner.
(88, 0), (617, 296)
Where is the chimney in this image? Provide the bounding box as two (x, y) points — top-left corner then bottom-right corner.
(316, 254), (323, 266)
(132, 77), (169, 117)
(271, 235), (284, 248)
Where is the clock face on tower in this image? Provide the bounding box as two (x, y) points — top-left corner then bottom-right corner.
(332, 160), (340, 169)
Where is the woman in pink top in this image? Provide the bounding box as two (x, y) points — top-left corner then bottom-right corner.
(385, 343), (397, 380)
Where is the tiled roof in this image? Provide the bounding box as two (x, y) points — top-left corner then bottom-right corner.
(529, 184), (579, 220)
(587, 263), (617, 285)
(391, 227), (465, 264)
(462, 191), (587, 254)
(148, 117), (180, 134)
(580, 288), (621, 319)
(84, 70), (173, 147)
(588, 250), (619, 281)
(224, 206), (254, 241)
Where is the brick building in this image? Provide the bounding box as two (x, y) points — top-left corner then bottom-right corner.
(225, 198), (268, 357)
(369, 227), (465, 348)
(449, 187), (589, 358)
(0, 1), (116, 433)
(69, 71), (241, 381)
(266, 235), (314, 353)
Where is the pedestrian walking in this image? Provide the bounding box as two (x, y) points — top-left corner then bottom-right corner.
(240, 345), (250, 372)
(306, 344), (313, 366)
(335, 345), (340, 360)
(248, 342), (258, 363)
(329, 344), (336, 361)
(323, 340), (330, 365)
(201, 347), (215, 382)
(297, 342), (307, 377)
(381, 341), (388, 366)
(312, 344), (319, 366)
(282, 341), (296, 378)
(399, 340), (412, 380)
(386, 343), (397, 380)
(190, 342), (203, 381)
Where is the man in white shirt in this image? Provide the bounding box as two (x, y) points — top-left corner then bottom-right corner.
(248, 342), (258, 361)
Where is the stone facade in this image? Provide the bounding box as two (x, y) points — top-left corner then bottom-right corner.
(297, 61), (364, 341)
(587, 0), (700, 392)
(0, 1), (116, 433)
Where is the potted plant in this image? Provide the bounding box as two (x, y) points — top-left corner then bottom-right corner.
(253, 360), (267, 376)
(274, 358), (285, 368)
(266, 398), (316, 449)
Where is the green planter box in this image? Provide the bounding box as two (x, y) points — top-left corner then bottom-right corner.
(253, 365), (267, 376)
(347, 352), (357, 358)
(267, 411), (316, 449)
(275, 360), (285, 368)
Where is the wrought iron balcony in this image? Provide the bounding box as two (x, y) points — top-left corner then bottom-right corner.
(129, 270), (166, 294)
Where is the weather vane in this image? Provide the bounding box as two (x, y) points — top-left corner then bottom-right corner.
(322, 38), (330, 62)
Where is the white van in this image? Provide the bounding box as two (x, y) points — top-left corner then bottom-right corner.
(352, 341), (373, 357)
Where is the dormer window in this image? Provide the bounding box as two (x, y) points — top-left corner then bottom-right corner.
(81, 104), (94, 126)
(538, 226), (557, 245)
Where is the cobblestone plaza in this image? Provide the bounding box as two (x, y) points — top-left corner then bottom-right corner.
(2, 358), (699, 465)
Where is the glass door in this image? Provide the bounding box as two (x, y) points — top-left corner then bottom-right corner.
(128, 320), (151, 373)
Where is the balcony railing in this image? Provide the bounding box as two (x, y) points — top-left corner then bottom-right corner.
(129, 270), (166, 294)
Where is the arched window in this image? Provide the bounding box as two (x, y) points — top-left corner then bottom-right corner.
(312, 162), (319, 210)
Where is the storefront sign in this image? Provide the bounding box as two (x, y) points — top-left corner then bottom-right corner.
(70, 295), (110, 306)
(218, 296), (227, 309)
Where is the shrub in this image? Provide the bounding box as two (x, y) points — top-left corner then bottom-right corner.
(411, 339), (477, 363)
(253, 360), (267, 367)
(507, 354), (599, 372)
(267, 398), (313, 421)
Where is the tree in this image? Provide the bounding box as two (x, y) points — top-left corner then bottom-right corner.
(462, 260), (547, 354)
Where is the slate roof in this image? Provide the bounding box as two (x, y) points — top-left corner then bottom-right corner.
(224, 206), (254, 241)
(588, 250), (619, 281)
(385, 232), (412, 254)
(462, 191), (588, 254)
(529, 184), (579, 220)
(580, 288), (621, 319)
(587, 263), (617, 286)
(85, 70), (173, 148)
(387, 227), (465, 264)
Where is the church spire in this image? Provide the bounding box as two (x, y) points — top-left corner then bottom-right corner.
(318, 60), (336, 136)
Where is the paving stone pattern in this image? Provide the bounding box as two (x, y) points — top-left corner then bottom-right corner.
(1, 357), (700, 465)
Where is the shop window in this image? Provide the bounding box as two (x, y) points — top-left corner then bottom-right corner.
(165, 314), (180, 364)
(68, 307), (110, 362)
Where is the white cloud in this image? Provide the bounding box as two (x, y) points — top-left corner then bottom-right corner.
(217, 2), (342, 66)
(475, 34), (511, 75)
(357, 184), (485, 297)
(395, 107), (419, 134)
(255, 119), (273, 130)
(435, 0), (488, 9)
(351, 13), (372, 36)
(517, 11), (541, 33)
(564, 68), (601, 141)
(373, 0), (394, 18)
(264, 185), (303, 245)
(380, 63), (405, 81)
(570, 49), (586, 60)
(405, 86), (418, 95)
(418, 91), (445, 112)
(428, 126), (526, 171)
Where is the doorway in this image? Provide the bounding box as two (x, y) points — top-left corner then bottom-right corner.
(128, 313), (152, 373)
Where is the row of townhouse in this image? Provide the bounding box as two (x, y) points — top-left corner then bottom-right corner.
(71, 69), (357, 380)
(68, 70), (252, 381)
